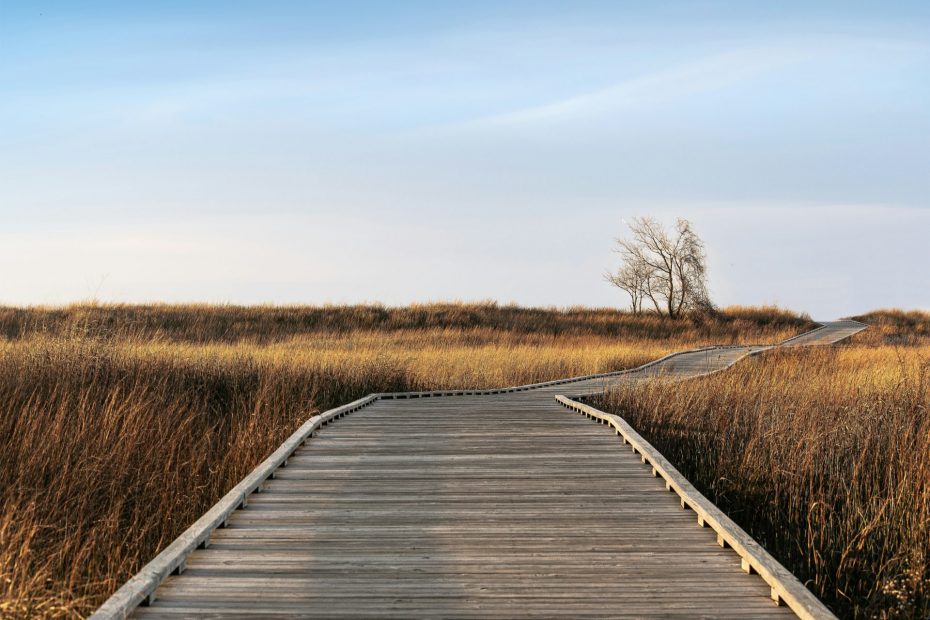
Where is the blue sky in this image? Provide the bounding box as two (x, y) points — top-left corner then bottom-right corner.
(2, 1), (928, 317)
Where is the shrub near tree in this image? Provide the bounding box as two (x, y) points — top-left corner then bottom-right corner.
(607, 216), (711, 317)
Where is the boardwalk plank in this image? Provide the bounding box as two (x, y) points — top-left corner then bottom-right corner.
(134, 391), (796, 617)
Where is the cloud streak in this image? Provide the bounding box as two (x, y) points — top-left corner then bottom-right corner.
(455, 47), (807, 129)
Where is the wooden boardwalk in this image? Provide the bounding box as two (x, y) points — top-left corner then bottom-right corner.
(95, 321), (865, 619)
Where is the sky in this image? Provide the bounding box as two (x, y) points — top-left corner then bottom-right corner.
(2, 1), (929, 318)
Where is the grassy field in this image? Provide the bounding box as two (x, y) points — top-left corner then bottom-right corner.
(0, 303), (810, 618)
(594, 310), (930, 618)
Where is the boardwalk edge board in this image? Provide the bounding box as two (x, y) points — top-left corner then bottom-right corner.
(777, 323), (829, 344)
(91, 321), (866, 619)
(376, 343), (769, 399)
(90, 394), (381, 619)
(554, 395), (837, 620)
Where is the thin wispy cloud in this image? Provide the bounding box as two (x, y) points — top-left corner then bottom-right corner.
(452, 47), (807, 129)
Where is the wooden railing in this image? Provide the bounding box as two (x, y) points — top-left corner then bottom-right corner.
(554, 395), (836, 619)
(91, 322), (850, 619)
(91, 394), (380, 618)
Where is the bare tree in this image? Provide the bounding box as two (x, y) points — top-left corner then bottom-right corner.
(604, 259), (649, 313)
(606, 217), (711, 317)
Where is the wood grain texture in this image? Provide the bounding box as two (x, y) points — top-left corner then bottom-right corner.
(89, 321), (864, 619)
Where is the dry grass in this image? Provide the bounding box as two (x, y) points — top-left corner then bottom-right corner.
(0, 302), (810, 618)
(594, 310), (930, 618)
(0, 301), (810, 344)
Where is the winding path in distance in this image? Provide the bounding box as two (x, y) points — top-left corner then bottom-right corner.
(95, 320), (866, 619)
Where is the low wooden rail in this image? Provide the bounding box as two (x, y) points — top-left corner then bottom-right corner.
(93, 394), (381, 617)
(778, 323), (829, 344)
(92, 320), (865, 619)
(555, 395), (834, 620)
(93, 341), (733, 619)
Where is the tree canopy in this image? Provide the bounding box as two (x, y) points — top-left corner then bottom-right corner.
(606, 217), (711, 318)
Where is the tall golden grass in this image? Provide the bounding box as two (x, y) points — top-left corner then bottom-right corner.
(595, 310), (930, 618)
(0, 303), (811, 618)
